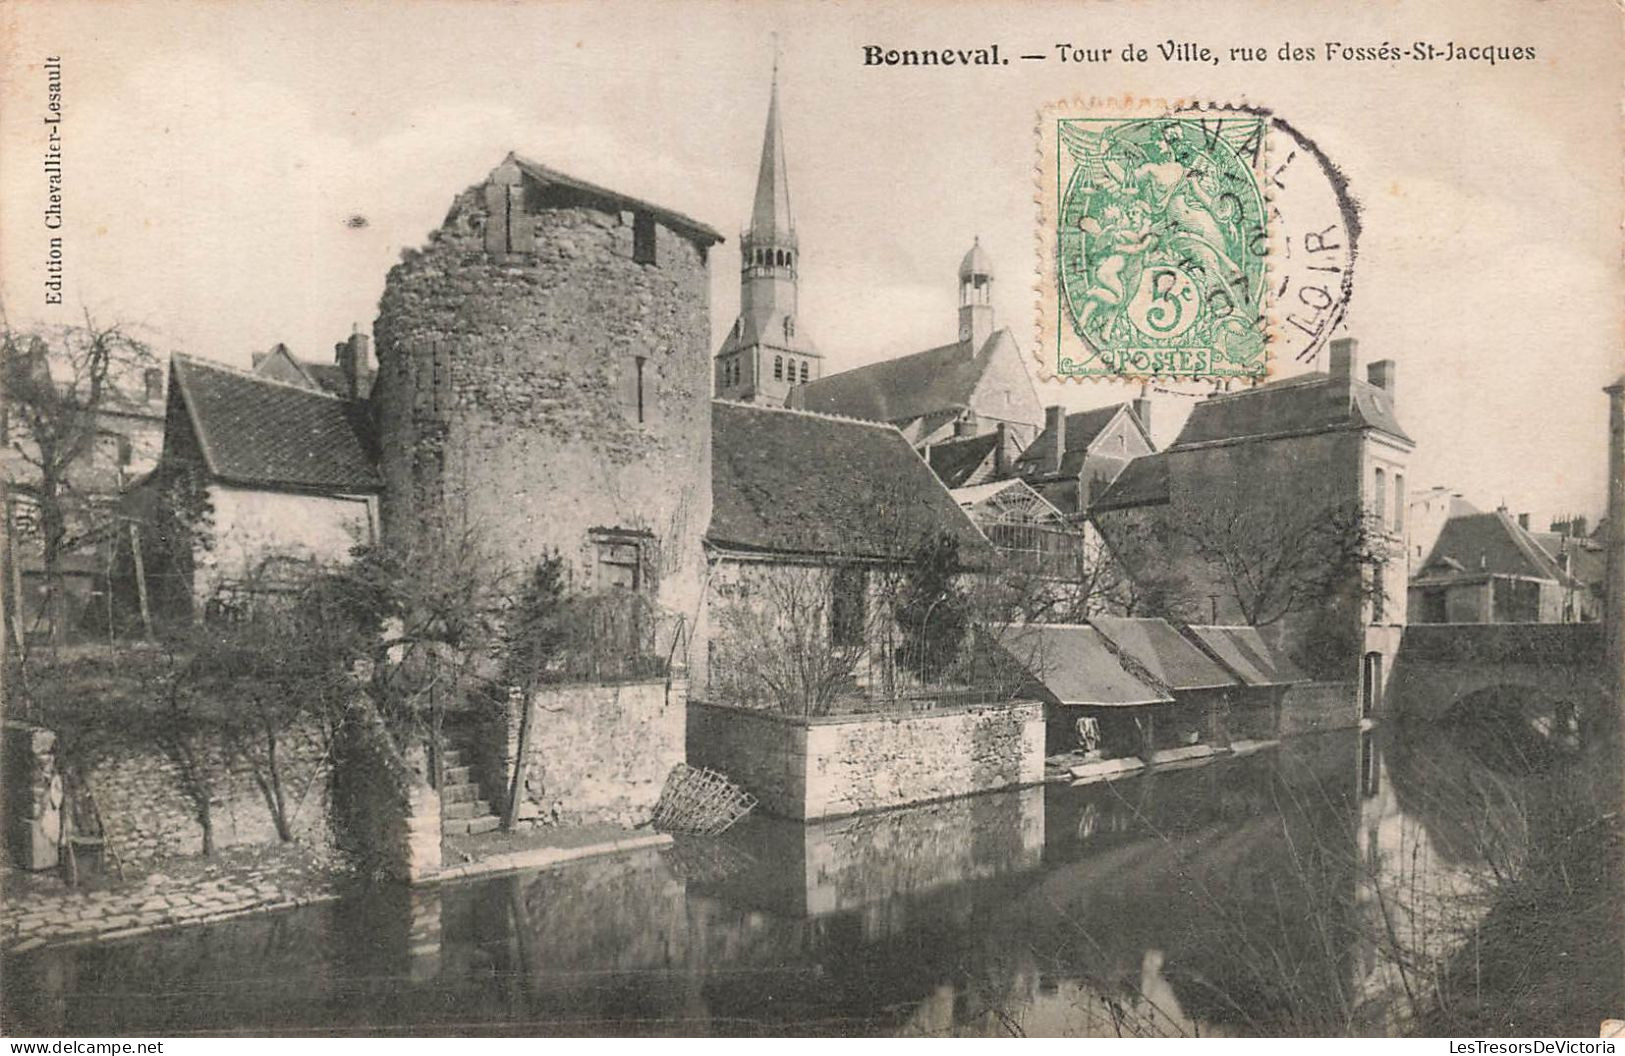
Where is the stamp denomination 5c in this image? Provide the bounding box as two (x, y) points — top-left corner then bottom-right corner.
(1038, 99), (1269, 382)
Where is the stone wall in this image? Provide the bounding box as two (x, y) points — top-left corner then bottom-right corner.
(504, 679), (686, 828)
(194, 485), (376, 604)
(74, 718), (334, 869)
(687, 699), (1045, 820)
(373, 160), (714, 631)
(1278, 681), (1360, 737)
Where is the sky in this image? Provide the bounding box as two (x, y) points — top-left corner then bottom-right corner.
(1, 0), (1620, 527)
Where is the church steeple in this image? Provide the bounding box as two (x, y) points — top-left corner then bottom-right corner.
(715, 60), (819, 405)
(749, 64), (794, 248)
(958, 237), (995, 352)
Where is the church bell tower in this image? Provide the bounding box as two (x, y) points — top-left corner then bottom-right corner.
(714, 62), (820, 404)
(958, 237), (995, 352)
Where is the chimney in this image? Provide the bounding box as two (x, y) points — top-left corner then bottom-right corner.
(336, 328), (370, 401)
(994, 422), (1009, 476)
(1367, 359), (1396, 397)
(1518, 512), (1530, 531)
(1044, 405), (1066, 474)
(955, 410), (978, 439)
(1328, 337), (1358, 382)
(1132, 382), (1152, 439)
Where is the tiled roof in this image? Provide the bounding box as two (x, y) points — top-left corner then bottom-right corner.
(793, 329), (1018, 424)
(1090, 616), (1237, 691)
(170, 356), (381, 492)
(1173, 371), (1412, 448)
(1182, 625), (1307, 687)
(926, 432), (999, 488)
(1002, 623), (1172, 707)
(510, 154), (723, 247)
(1417, 510), (1570, 585)
(1015, 404), (1136, 470)
(1090, 451), (1171, 512)
(708, 401), (994, 562)
(1531, 532), (1607, 587)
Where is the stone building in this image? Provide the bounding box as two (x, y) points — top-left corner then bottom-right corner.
(1409, 507), (1581, 623)
(1092, 338), (1414, 693)
(140, 355), (380, 615)
(702, 399), (994, 702)
(1405, 485), (1479, 573)
(1013, 394), (1154, 522)
(790, 242), (1046, 449)
(713, 72), (821, 405)
(373, 154), (724, 639)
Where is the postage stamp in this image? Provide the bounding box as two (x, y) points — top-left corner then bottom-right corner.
(1037, 99), (1270, 381)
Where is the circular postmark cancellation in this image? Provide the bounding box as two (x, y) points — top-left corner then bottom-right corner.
(1036, 98), (1360, 382)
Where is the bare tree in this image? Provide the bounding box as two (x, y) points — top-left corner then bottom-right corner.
(2, 319), (156, 643)
(1171, 497), (1384, 628)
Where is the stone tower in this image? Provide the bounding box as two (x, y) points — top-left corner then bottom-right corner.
(714, 67), (819, 405)
(373, 154), (722, 629)
(958, 237), (995, 351)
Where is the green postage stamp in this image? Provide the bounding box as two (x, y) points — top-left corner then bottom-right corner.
(1038, 101), (1268, 381)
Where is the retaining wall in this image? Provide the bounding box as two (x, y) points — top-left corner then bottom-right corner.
(504, 679), (686, 828)
(687, 699), (1045, 820)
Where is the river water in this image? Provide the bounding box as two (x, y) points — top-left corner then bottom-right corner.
(4, 723), (1619, 1037)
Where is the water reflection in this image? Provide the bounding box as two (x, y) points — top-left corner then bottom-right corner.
(4, 723), (1617, 1037)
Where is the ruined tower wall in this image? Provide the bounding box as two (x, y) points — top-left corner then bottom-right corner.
(373, 175), (714, 626)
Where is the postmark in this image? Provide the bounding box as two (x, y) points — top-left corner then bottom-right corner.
(1038, 100), (1269, 381)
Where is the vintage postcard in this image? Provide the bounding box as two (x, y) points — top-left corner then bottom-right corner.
(0, 0), (1621, 1042)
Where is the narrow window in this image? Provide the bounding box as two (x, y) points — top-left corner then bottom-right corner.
(144, 368), (163, 402)
(1373, 468), (1386, 525)
(1393, 473), (1406, 534)
(634, 355), (647, 423)
(633, 213), (657, 265)
(774, 355), (783, 381)
(800, 360), (809, 383)
(117, 436), (132, 466)
(1371, 563), (1386, 624)
(784, 316), (795, 340)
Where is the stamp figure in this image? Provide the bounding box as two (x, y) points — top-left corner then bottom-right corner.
(1044, 110), (1268, 380)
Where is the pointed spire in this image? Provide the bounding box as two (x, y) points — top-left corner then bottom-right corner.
(749, 52), (794, 244)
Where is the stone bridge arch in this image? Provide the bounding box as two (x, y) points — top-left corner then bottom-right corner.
(1388, 623), (1609, 727)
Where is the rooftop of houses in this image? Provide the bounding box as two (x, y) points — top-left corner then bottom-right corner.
(708, 400), (994, 562)
(252, 343), (376, 400)
(1181, 624), (1308, 687)
(1089, 615), (1237, 692)
(1171, 363), (1412, 450)
(927, 431), (1002, 488)
(792, 329), (1020, 425)
(1413, 509), (1574, 586)
(1003, 623), (1173, 708)
(1089, 450), (1172, 513)
(1014, 403), (1145, 479)
(168, 355), (382, 493)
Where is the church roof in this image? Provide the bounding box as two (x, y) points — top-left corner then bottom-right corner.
(959, 237), (994, 278)
(708, 401), (994, 562)
(1172, 370), (1412, 449)
(793, 328), (1017, 424)
(168, 355), (381, 493)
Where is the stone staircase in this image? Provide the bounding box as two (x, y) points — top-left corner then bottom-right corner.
(438, 746), (501, 836)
